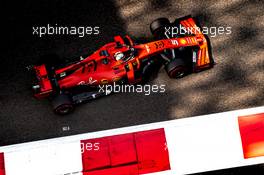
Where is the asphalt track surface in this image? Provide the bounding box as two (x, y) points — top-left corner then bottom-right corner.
(1, 0), (264, 174)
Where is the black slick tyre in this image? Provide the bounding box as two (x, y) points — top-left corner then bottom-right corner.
(52, 93), (73, 115)
(165, 59), (187, 78)
(150, 18), (170, 39)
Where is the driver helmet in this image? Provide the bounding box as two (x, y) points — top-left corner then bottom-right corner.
(114, 51), (125, 61)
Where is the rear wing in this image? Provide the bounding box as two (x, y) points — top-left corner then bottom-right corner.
(32, 64), (53, 98)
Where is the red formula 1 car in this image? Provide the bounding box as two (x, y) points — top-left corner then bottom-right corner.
(32, 16), (214, 114)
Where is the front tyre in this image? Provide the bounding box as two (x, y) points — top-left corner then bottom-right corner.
(150, 18), (170, 39)
(52, 93), (74, 115)
(165, 59), (187, 79)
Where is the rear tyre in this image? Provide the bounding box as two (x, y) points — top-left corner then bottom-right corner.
(150, 18), (170, 39)
(52, 93), (74, 115)
(165, 59), (187, 79)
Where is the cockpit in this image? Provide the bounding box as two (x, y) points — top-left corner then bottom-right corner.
(114, 47), (136, 62)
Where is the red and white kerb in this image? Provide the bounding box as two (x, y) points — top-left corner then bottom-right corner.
(238, 113), (264, 159)
(0, 106), (263, 175)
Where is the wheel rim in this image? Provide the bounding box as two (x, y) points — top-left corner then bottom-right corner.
(169, 66), (186, 78)
(56, 104), (73, 114)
